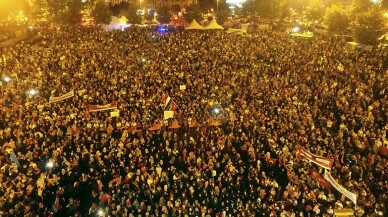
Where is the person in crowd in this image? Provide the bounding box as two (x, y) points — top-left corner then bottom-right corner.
(0, 25), (387, 216)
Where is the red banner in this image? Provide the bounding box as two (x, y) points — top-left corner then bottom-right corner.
(49, 90), (74, 104)
(296, 145), (334, 170)
(87, 101), (117, 112)
(309, 169), (332, 189)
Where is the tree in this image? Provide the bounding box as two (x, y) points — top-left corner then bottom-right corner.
(171, 4), (181, 14)
(241, 0), (287, 19)
(353, 6), (386, 45)
(32, 0), (51, 23)
(288, 0), (309, 11)
(382, 0), (388, 9)
(306, 0), (325, 21)
(109, 1), (130, 16)
(198, 0), (214, 12)
(156, 3), (171, 24)
(46, 0), (70, 25)
(125, 4), (141, 24)
(93, 0), (112, 24)
(241, 0), (288, 19)
(324, 4), (350, 34)
(216, 1), (230, 25)
(144, 9), (155, 21)
(241, 0), (259, 16)
(272, 0), (290, 19)
(66, 0), (83, 26)
(183, 2), (202, 23)
(0, 0), (29, 20)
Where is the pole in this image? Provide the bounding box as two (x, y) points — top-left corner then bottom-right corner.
(217, 0), (219, 14)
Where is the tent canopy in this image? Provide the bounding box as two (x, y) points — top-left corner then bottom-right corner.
(227, 28), (246, 35)
(185, 19), (204, 30)
(290, 32), (314, 38)
(379, 33), (388, 40)
(204, 20), (224, 30)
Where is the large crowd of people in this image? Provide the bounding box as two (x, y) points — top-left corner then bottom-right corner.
(0, 25), (387, 217)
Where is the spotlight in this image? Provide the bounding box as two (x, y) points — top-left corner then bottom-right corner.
(214, 108), (220, 114)
(292, 27), (299, 33)
(97, 209), (104, 216)
(3, 76), (11, 82)
(46, 161), (54, 168)
(28, 89), (37, 96)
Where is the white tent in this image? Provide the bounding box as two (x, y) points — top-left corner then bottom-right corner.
(241, 23), (250, 31)
(227, 28), (246, 35)
(204, 20), (224, 30)
(379, 33), (388, 41)
(185, 19), (204, 30)
(290, 32), (314, 38)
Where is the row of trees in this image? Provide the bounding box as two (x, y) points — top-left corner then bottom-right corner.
(8, 0), (388, 45)
(29, 0), (232, 27)
(239, 0), (387, 45)
(322, 0), (387, 45)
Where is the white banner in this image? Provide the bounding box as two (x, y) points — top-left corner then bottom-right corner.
(87, 101), (117, 112)
(324, 170), (357, 207)
(49, 90), (75, 104)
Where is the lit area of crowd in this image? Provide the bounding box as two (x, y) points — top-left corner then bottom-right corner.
(0, 26), (387, 217)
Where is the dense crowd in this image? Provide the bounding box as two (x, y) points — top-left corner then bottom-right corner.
(0, 26), (387, 217)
